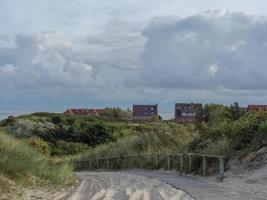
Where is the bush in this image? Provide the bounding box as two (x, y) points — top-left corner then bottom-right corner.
(100, 107), (132, 120)
(28, 137), (51, 156)
(0, 116), (16, 126)
(78, 121), (198, 160)
(52, 140), (88, 156)
(191, 108), (267, 157)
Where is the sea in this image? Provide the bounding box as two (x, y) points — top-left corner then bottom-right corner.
(0, 111), (32, 120)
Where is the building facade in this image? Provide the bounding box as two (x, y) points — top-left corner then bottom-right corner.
(175, 103), (202, 123)
(132, 104), (158, 120)
(247, 105), (267, 112)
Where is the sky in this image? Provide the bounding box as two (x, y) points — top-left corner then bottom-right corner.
(1, 0), (267, 118)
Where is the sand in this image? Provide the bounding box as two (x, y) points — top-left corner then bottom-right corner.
(68, 172), (193, 200)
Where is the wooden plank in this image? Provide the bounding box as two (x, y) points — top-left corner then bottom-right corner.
(188, 153), (224, 159)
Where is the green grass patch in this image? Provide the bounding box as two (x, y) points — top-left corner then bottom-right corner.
(0, 128), (74, 186)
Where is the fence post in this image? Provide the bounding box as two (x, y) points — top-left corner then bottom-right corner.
(219, 156), (224, 178)
(96, 159), (99, 169)
(106, 158), (109, 169)
(188, 154), (192, 173)
(117, 157), (120, 168)
(136, 154), (139, 168)
(156, 154), (160, 169)
(202, 155), (207, 176)
(167, 155), (170, 170)
(76, 161), (81, 170)
(89, 160), (92, 170)
(179, 155), (183, 176)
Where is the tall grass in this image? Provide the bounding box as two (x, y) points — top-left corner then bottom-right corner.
(0, 128), (74, 186)
(77, 122), (198, 160)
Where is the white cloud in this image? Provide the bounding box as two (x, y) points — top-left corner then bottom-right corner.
(141, 11), (267, 90)
(208, 64), (219, 76)
(0, 32), (92, 89)
(2, 1), (267, 111)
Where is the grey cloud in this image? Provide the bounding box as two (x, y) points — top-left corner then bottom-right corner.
(0, 32), (92, 89)
(140, 11), (267, 90)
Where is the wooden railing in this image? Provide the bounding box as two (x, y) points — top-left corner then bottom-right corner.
(75, 153), (225, 178)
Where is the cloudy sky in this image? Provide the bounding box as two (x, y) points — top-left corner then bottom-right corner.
(1, 0), (267, 118)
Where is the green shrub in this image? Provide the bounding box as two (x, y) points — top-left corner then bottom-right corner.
(0, 116), (16, 126)
(100, 107), (132, 120)
(28, 137), (51, 156)
(78, 121), (198, 161)
(52, 140), (88, 156)
(0, 129), (74, 186)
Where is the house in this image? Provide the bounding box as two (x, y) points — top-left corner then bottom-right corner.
(175, 103), (202, 123)
(132, 104), (158, 120)
(64, 108), (104, 116)
(247, 105), (267, 112)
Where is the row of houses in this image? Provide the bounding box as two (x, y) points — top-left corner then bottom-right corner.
(132, 103), (202, 123)
(133, 103), (267, 122)
(64, 103), (267, 123)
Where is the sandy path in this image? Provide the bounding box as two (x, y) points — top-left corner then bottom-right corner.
(123, 170), (267, 200)
(67, 172), (193, 200)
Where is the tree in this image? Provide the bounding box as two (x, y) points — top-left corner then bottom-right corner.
(80, 123), (111, 147)
(197, 104), (227, 125)
(225, 102), (245, 121)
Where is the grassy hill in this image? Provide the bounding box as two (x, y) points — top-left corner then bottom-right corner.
(0, 128), (74, 198)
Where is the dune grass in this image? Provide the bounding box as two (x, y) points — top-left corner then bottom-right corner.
(0, 128), (74, 187)
(53, 121), (197, 171)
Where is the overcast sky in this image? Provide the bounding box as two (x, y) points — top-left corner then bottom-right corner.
(1, 0), (267, 118)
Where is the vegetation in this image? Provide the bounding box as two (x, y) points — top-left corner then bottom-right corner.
(2, 112), (129, 156)
(1, 103), (267, 173)
(193, 102), (267, 157)
(99, 107), (132, 120)
(0, 128), (74, 193)
(78, 122), (197, 159)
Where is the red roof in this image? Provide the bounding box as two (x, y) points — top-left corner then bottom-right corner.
(247, 105), (267, 112)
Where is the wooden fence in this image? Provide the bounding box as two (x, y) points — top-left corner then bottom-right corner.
(75, 153), (225, 178)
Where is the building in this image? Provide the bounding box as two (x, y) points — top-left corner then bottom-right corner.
(132, 104), (158, 120)
(247, 105), (267, 112)
(175, 103), (202, 123)
(64, 108), (104, 116)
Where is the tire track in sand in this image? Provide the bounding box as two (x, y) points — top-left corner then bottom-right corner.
(69, 172), (193, 200)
